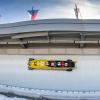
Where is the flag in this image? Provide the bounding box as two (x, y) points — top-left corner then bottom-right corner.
(28, 7), (39, 20)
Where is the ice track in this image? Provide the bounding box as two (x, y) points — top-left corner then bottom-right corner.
(0, 55), (100, 98)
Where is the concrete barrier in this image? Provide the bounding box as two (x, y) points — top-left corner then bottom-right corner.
(0, 48), (99, 55)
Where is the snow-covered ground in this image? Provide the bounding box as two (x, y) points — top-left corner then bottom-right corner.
(0, 55), (100, 99)
(0, 94), (26, 100)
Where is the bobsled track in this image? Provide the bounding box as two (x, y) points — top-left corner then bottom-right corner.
(0, 55), (100, 99)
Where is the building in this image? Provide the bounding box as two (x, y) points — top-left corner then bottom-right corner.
(0, 18), (100, 55)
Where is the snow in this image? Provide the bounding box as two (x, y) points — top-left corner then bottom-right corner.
(0, 55), (100, 99)
(0, 94), (26, 100)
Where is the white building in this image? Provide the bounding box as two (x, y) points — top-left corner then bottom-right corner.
(0, 18), (100, 55)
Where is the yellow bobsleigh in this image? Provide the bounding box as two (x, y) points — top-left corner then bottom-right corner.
(28, 58), (76, 71)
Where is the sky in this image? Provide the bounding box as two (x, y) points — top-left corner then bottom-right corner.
(0, 0), (100, 23)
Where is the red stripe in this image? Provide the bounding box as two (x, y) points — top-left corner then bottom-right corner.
(31, 12), (38, 20)
(61, 61), (64, 68)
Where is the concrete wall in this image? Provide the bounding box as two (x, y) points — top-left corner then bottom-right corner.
(0, 48), (100, 55)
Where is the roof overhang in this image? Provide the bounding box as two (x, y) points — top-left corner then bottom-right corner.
(0, 19), (100, 48)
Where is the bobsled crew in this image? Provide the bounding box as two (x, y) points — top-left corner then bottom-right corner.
(28, 58), (76, 71)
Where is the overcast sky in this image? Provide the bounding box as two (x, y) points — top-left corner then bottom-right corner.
(0, 0), (100, 23)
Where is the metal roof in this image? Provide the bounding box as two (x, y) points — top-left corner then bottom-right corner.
(0, 19), (100, 48)
(1, 18), (100, 35)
